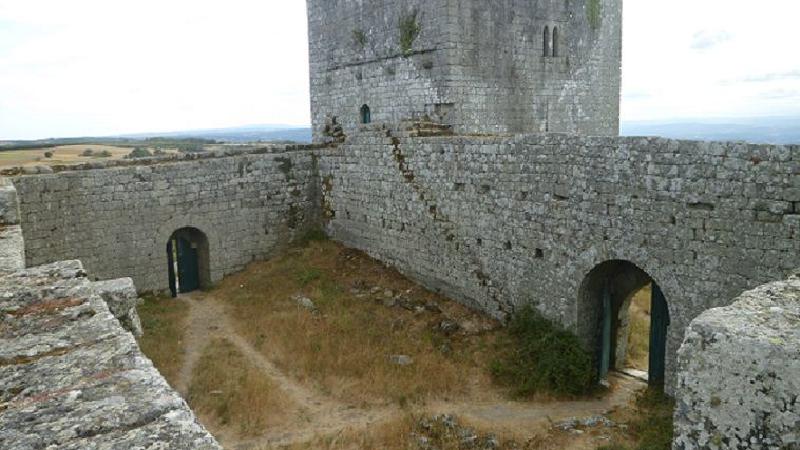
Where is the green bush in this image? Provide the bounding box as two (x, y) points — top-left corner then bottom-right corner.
(398, 10), (420, 56)
(96, 150), (112, 158)
(126, 147), (152, 159)
(43, 151), (54, 158)
(491, 306), (594, 397)
(81, 148), (94, 157)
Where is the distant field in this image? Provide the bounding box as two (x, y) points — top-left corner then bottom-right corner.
(0, 144), (177, 168)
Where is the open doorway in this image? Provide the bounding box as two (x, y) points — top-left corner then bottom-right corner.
(579, 260), (670, 388)
(166, 227), (210, 297)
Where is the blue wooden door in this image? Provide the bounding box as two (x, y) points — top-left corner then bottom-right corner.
(599, 281), (612, 380)
(167, 240), (177, 298)
(649, 283), (670, 386)
(176, 237), (200, 293)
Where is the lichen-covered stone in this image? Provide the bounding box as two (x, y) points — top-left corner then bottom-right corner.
(0, 260), (220, 449)
(673, 272), (800, 450)
(92, 278), (144, 336)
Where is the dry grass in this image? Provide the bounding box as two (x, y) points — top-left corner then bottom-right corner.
(188, 338), (294, 437)
(0, 144), (178, 168)
(275, 413), (600, 450)
(213, 240), (501, 407)
(136, 293), (189, 387)
(625, 285), (651, 371)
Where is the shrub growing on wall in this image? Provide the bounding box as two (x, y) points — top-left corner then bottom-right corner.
(398, 10), (420, 56)
(491, 306), (595, 397)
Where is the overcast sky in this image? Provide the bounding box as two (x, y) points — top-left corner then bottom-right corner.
(1, 0), (799, 140)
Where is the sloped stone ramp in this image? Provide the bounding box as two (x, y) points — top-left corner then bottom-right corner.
(0, 260), (220, 449)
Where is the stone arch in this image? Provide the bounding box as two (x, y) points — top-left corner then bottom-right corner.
(360, 104), (371, 124)
(577, 259), (671, 387)
(166, 227), (210, 296)
(157, 217), (222, 293)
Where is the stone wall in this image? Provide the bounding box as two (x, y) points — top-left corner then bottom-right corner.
(12, 147), (320, 292)
(306, 0), (622, 141)
(319, 128), (800, 392)
(673, 271), (800, 450)
(0, 260), (220, 449)
(0, 178), (24, 272)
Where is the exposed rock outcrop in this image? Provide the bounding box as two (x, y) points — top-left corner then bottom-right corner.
(673, 270), (800, 449)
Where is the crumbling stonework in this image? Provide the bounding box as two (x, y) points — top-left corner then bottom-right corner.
(0, 260), (220, 449)
(673, 271), (800, 450)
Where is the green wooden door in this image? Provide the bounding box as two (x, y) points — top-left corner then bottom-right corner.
(176, 236), (200, 293)
(599, 281), (612, 380)
(649, 283), (670, 386)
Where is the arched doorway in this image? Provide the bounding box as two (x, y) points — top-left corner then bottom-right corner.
(578, 260), (670, 388)
(166, 227), (210, 297)
(360, 104), (371, 124)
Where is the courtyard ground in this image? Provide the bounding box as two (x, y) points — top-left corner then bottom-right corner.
(138, 240), (671, 449)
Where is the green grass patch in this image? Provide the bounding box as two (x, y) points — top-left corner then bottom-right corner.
(491, 306), (595, 397)
(136, 294), (189, 387)
(602, 388), (675, 450)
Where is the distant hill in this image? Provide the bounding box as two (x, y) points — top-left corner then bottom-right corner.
(0, 125), (313, 151)
(621, 116), (800, 145)
(119, 124), (312, 144)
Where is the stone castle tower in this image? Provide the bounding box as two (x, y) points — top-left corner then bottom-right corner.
(306, 0), (623, 142)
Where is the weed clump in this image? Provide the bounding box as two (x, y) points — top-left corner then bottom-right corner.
(399, 10), (420, 56)
(600, 388), (674, 450)
(587, 0), (602, 29)
(491, 306), (594, 397)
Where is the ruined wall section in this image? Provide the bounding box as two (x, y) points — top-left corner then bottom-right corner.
(673, 271), (800, 450)
(307, 0), (451, 142)
(13, 149), (320, 292)
(0, 178), (24, 272)
(448, 0), (622, 135)
(0, 260), (220, 449)
(319, 130), (800, 392)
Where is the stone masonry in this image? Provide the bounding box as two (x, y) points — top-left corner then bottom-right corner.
(673, 270), (800, 450)
(0, 247), (219, 448)
(307, 0), (622, 141)
(318, 127), (800, 393)
(11, 146), (321, 292)
(0, 181), (219, 448)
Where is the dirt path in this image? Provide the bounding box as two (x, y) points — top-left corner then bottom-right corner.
(175, 292), (397, 449)
(174, 292), (645, 449)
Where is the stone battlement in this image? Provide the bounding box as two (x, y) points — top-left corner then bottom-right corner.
(0, 260), (220, 449)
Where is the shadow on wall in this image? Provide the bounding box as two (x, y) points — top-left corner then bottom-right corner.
(167, 227), (210, 297)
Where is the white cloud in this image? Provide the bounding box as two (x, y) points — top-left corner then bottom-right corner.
(0, 0), (799, 139)
(0, 0), (310, 139)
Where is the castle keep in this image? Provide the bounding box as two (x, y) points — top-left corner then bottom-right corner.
(0, 1), (798, 448)
(308, 0), (622, 141)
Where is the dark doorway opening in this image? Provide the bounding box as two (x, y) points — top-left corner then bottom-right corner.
(360, 104), (371, 124)
(167, 227), (210, 297)
(579, 260), (670, 388)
